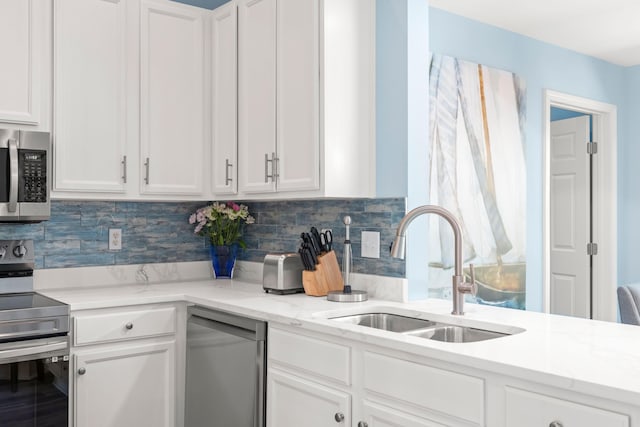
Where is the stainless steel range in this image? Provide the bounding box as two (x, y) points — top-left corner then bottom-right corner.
(0, 239), (70, 427)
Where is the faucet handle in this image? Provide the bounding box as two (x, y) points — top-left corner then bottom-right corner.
(459, 264), (477, 296)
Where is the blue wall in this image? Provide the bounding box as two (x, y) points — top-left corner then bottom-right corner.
(620, 65), (640, 284)
(376, 0), (409, 198)
(550, 107), (589, 122)
(429, 8), (631, 311)
(376, 0), (429, 299)
(0, 199), (405, 277)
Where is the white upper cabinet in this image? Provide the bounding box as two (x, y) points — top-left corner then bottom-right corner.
(321, 0), (375, 198)
(231, 0), (374, 199)
(140, 0), (206, 196)
(237, 0), (277, 194)
(275, 0), (320, 192)
(53, 0), (128, 193)
(48, 0), (374, 200)
(211, 2), (238, 195)
(237, 0), (319, 195)
(0, 0), (47, 127)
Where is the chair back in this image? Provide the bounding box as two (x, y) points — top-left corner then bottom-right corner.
(618, 285), (640, 325)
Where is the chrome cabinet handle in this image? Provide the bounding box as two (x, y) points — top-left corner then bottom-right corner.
(549, 422), (563, 427)
(122, 156), (127, 183)
(8, 139), (18, 213)
(334, 412), (344, 422)
(144, 157), (150, 184)
(225, 158), (233, 185)
(78, 367), (86, 375)
(264, 152), (277, 183)
(264, 153), (271, 183)
(357, 422), (368, 427)
(125, 322), (133, 330)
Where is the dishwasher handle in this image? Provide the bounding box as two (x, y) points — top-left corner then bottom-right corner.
(188, 306), (266, 341)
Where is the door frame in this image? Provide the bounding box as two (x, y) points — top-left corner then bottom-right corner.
(542, 90), (617, 321)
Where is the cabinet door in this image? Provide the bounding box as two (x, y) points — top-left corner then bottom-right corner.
(238, 0), (277, 194)
(211, 2), (238, 195)
(53, 0), (127, 193)
(268, 369), (351, 427)
(0, 0), (42, 125)
(74, 340), (176, 427)
(275, 0), (319, 192)
(361, 400), (447, 427)
(504, 387), (629, 427)
(140, 0), (205, 195)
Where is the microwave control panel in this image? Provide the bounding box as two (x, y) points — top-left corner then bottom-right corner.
(18, 150), (47, 203)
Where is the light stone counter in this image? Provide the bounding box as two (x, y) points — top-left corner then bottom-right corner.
(39, 263), (640, 409)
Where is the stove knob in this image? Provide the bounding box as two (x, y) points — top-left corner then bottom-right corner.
(13, 245), (27, 258)
(0, 247), (6, 258)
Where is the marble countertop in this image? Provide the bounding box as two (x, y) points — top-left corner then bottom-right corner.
(42, 277), (640, 406)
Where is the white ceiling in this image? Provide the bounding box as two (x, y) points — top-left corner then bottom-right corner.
(428, 0), (640, 67)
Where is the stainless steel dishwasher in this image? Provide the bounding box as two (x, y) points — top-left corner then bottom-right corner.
(185, 306), (267, 427)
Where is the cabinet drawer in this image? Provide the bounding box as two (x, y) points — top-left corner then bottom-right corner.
(504, 387), (629, 427)
(268, 327), (351, 386)
(363, 351), (484, 425)
(74, 306), (176, 346)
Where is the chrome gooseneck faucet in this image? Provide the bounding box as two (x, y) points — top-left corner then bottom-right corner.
(390, 205), (476, 315)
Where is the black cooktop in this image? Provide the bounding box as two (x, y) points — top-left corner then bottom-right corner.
(0, 292), (65, 311)
(0, 292), (69, 322)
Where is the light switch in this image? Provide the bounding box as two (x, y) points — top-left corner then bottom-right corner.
(361, 231), (380, 259)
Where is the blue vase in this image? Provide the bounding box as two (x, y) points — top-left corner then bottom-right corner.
(209, 244), (238, 279)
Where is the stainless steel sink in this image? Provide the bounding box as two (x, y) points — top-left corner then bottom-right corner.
(404, 325), (508, 343)
(329, 312), (515, 343)
(330, 313), (438, 332)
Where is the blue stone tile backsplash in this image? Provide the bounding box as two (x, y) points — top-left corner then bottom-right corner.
(0, 198), (406, 277)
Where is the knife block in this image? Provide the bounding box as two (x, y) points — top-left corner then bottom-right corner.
(302, 250), (344, 296)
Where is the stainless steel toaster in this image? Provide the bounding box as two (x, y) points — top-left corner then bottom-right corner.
(263, 253), (305, 294)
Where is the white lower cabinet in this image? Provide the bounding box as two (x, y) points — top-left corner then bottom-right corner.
(268, 369), (351, 427)
(361, 401), (447, 427)
(267, 325), (471, 427)
(503, 387), (630, 427)
(71, 304), (184, 427)
(267, 324), (639, 427)
(74, 340), (176, 427)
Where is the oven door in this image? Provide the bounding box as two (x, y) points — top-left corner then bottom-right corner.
(0, 336), (69, 427)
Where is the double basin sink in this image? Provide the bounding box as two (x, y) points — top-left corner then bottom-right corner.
(330, 312), (516, 343)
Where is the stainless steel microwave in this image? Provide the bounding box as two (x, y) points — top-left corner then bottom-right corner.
(0, 129), (50, 222)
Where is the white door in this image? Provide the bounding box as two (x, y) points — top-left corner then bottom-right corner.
(550, 116), (591, 318)
(74, 341), (176, 427)
(54, 0), (127, 193)
(0, 0), (42, 125)
(275, 0), (320, 192)
(211, 2), (238, 195)
(238, 0), (277, 194)
(267, 369), (351, 427)
(140, 0), (205, 196)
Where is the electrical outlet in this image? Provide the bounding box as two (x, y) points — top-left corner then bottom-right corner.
(109, 228), (122, 251)
(361, 231), (380, 258)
